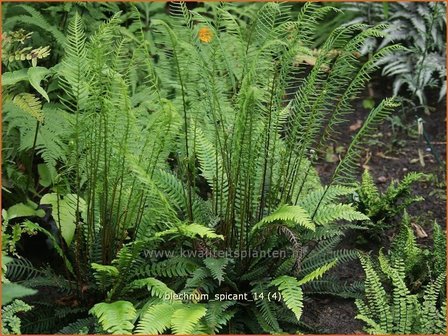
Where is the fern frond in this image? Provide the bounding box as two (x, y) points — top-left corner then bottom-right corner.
(2, 299), (33, 334)
(134, 257), (198, 278)
(135, 301), (178, 335)
(252, 283), (281, 332)
(171, 304), (208, 335)
(203, 258), (229, 285)
(270, 275), (304, 321)
(128, 277), (174, 299)
(331, 97), (400, 186)
(10, 93), (44, 123)
(5, 256), (43, 281)
(204, 301), (236, 334)
(356, 254), (392, 332)
(313, 203), (369, 225)
(252, 204), (315, 234)
(57, 317), (96, 334)
(156, 223), (224, 241)
(89, 301), (136, 335)
(297, 260), (337, 286)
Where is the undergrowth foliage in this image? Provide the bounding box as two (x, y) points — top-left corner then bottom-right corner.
(341, 1), (447, 106)
(356, 253), (446, 334)
(1, 2), (428, 334)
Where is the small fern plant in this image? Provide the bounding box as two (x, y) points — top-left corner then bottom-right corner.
(356, 252), (446, 334)
(389, 211), (446, 291)
(355, 169), (428, 234)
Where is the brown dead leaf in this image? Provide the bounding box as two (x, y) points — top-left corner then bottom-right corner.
(377, 176), (387, 183)
(349, 119), (363, 132)
(412, 223), (428, 238)
(376, 152), (399, 160)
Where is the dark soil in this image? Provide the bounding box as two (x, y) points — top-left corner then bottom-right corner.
(302, 77), (447, 334)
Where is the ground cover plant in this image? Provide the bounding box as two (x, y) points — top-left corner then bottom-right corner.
(1, 1), (446, 335)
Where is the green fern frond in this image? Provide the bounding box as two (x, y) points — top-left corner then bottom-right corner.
(297, 260), (337, 286)
(204, 301), (236, 334)
(313, 203), (369, 225)
(356, 254), (392, 333)
(171, 304), (208, 335)
(252, 204), (315, 234)
(298, 185), (355, 214)
(58, 11), (89, 111)
(57, 317), (96, 334)
(89, 301), (136, 335)
(203, 258), (229, 285)
(135, 257), (198, 278)
(11, 93), (44, 123)
(156, 223), (224, 241)
(270, 275), (304, 321)
(135, 301), (178, 335)
(331, 97), (400, 187)
(91, 263), (119, 290)
(360, 169), (380, 205)
(432, 221), (446, 276)
(128, 277), (174, 299)
(9, 5), (66, 45)
(5, 257), (43, 281)
(1, 299), (33, 335)
(251, 282), (281, 333)
(303, 276), (364, 299)
(418, 272), (446, 333)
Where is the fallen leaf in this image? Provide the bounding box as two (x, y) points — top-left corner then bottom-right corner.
(376, 152), (399, 160)
(349, 119), (363, 131)
(412, 223), (428, 238)
(377, 176), (387, 183)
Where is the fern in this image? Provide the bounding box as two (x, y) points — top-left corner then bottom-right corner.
(270, 276), (304, 321)
(356, 169), (428, 232)
(356, 253), (447, 334)
(252, 204), (315, 234)
(203, 258), (229, 285)
(57, 317), (96, 334)
(89, 301), (136, 335)
(342, 2), (446, 105)
(5, 256), (43, 281)
(252, 282), (281, 333)
(127, 277), (175, 299)
(204, 301), (236, 334)
(1, 3), (406, 334)
(135, 301), (178, 335)
(2, 299), (33, 334)
(331, 97), (400, 187)
(170, 304), (208, 335)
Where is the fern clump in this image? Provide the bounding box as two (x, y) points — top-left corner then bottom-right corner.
(2, 2), (407, 334)
(355, 169), (428, 234)
(356, 253), (446, 334)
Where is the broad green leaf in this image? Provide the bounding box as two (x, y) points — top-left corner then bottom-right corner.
(2, 282), (37, 305)
(37, 163), (56, 187)
(7, 203), (45, 220)
(40, 193), (86, 246)
(2, 69), (29, 86)
(27, 66), (50, 102)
